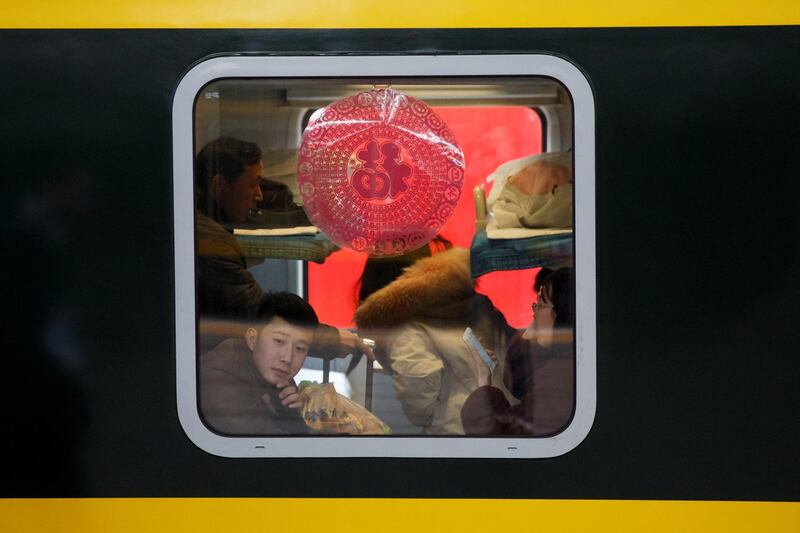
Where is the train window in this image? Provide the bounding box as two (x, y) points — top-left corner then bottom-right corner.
(173, 55), (596, 458)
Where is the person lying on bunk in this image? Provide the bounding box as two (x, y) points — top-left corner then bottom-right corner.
(195, 136), (372, 359)
(355, 247), (516, 435)
(491, 152), (573, 229)
(460, 267), (575, 436)
(200, 292), (315, 435)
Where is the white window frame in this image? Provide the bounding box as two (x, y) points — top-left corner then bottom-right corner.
(173, 54), (596, 458)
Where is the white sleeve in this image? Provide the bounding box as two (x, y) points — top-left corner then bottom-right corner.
(388, 326), (444, 427)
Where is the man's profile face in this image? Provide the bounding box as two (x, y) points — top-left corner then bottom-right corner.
(246, 316), (313, 386)
(214, 161), (264, 222)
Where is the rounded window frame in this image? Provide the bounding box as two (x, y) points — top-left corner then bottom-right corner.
(173, 53), (597, 458)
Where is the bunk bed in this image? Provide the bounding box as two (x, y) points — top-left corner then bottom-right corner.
(468, 184), (573, 278)
(234, 227), (339, 263)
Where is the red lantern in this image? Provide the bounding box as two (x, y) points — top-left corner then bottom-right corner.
(297, 88), (464, 257)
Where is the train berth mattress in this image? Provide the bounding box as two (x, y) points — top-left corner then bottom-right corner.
(470, 224), (573, 277)
(234, 230), (339, 263)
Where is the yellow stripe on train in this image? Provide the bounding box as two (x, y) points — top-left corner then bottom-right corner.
(1, 498), (799, 532)
(1, 0), (799, 28)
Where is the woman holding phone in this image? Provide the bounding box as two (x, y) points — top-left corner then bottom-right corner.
(461, 267), (575, 436)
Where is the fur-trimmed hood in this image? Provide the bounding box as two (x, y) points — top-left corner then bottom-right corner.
(355, 247), (474, 330)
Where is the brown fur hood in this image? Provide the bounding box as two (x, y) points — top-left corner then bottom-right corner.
(355, 247), (474, 330)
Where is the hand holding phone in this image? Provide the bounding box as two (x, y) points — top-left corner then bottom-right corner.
(463, 327), (497, 372)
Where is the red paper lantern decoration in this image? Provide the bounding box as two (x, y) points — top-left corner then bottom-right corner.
(297, 88), (464, 257)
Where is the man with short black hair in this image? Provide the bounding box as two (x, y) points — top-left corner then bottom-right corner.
(195, 137), (268, 318)
(200, 292), (318, 435)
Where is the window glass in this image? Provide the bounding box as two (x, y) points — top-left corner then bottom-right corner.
(174, 55), (595, 457)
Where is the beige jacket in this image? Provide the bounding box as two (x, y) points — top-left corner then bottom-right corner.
(355, 248), (515, 435)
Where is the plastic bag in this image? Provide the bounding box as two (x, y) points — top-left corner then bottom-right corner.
(485, 150), (572, 207)
(300, 383), (391, 435)
(297, 87), (464, 257)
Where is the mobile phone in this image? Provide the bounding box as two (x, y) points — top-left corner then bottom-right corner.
(463, 327), (496, 371)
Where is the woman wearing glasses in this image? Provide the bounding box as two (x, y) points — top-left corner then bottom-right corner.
(461, 267), (575, 436)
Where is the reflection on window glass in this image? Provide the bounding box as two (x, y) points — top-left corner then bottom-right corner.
(193, 79), (575, 437)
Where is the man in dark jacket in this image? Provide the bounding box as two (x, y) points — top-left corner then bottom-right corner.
(195, 137), (372, 358)
(200, 292), (317, 435)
